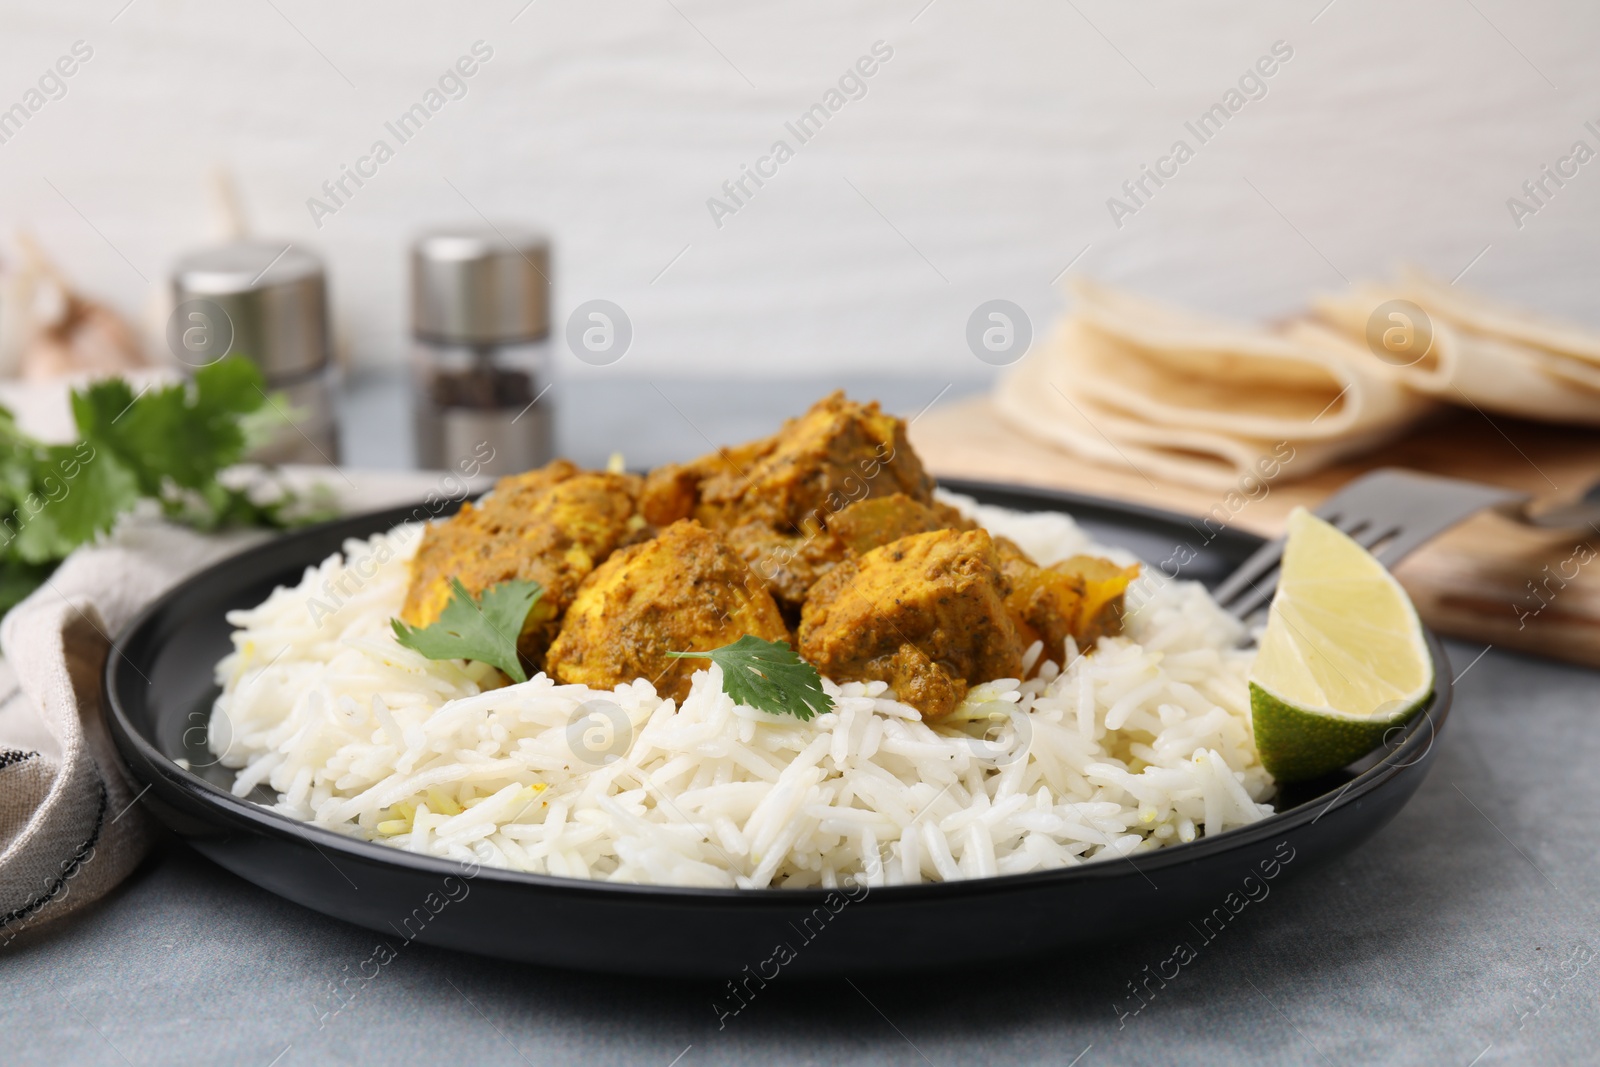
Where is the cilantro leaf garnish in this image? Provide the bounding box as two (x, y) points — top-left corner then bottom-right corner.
(391, 578), (542, 683)
(667, 635), (833, 721)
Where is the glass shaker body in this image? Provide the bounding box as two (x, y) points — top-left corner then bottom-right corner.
(409, 227), (552, 477)
(412, 336), (552, 476)
(259, 365), (342, 464)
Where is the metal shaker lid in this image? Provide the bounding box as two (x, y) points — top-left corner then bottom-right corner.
(170, 241), (330, 380)
(410, 228), (550, 344)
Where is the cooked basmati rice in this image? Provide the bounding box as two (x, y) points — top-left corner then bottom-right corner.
(208, 493), (1272, 888)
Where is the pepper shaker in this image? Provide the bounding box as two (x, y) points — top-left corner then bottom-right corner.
(409, 228), (553, 475)
(170, 241), (339, 464)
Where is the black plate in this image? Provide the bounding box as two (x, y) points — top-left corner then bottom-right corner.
(104, 480), (1451, 977)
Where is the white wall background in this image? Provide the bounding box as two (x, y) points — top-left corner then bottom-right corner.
(0, 0), (1596, 380)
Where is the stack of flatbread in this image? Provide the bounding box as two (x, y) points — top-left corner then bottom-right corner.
(996, 274), (1600, 490)
(995, 278), (1436, 489)
(1313, 268), (1600, 426)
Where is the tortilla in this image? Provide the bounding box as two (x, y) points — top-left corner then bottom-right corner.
(994, 280), (1433, 489)
(1314, 276), (1600, 426)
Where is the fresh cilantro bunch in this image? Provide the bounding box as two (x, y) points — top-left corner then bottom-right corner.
(0, 358), (329, 615)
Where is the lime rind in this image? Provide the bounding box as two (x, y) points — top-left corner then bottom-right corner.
(1250, 682), (1430, 783)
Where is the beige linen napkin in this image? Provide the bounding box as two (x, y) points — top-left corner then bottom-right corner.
(0, 469), (445, 944)
(995, 279), (1435, 490)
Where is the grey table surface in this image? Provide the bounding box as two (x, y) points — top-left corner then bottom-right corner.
(6, 374), (1599, 1067)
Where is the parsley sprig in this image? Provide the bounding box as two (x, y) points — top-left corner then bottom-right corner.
(391, 578), (543, 683)
(668, 635), (834, 721)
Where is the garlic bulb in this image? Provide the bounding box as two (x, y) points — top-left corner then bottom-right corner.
(0, 232), (150, 382)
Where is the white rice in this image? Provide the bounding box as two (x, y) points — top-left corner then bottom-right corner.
(208, 493), (1272, 889)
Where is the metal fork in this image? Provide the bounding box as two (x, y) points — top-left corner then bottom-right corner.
(1213, 469), (1531, 621)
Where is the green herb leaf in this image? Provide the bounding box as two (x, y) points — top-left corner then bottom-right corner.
(667, 635), (833, 721)
(0, 358), (334, 617)
(25, 444), (141, 554)
(390, 578), (543, 684)
(74, 358), (267, 494)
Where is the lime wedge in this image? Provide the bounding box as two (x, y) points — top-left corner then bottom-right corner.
(1249, 507), (1435, 783)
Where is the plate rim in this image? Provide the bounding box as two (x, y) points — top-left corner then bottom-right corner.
(103, 478), (1452, 905)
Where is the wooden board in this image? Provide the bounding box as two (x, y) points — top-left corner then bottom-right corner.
(910, 398), (1600, 668)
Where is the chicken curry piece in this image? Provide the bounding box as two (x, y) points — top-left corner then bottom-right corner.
(999, 547), (1139, 659)
(799, 528), (1026, 720)
(828, 492), (974, 556)
(401, 460), (643, 668)
(799, 514), (1139, 718)
(546, 520), (791, 702)
(640, 392), (936, 608)
(822, 492), (1138, 679)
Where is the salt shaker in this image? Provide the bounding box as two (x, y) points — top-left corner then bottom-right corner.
(169, 241), (339, 464)
(409, 228), (553, 475)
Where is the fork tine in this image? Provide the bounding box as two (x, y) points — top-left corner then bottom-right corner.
(1349, 522), (1399, 550)
(1212, 469), (1531, 621)
(1221, 569), (1281, 621)
(1369, 524), (1456, 568)
(1212, 540), (1285, 609)
(1213, 507), (1371, 613)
